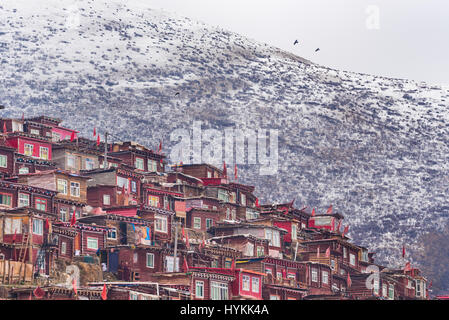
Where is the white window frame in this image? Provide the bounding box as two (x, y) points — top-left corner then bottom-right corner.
(18, 193), (30, 207)
(39, 146), (49, 160)
(146, 253), (154, 268)
(103, 194), (111, 205)
(87, 237), (98, 250)
(242, 275), (250, 291)
(107, 228), (117, 240)
(32, 219), (43, 235)
(70, 181), (80, 197)
(349, 253), (356, 266)
(322, 270), (329, 285)
(193, 217), (201, 229)
(155, 214), (167, 233)
(61, 241), (67, 255)
(210, 281), (228, 300)
(195, 281), (204, 298)
(30, 128), (40, 136)
(24, 143), (34, 156)
(252, 277), (260, 293)
(311, 269), (318, 282)
(0, 154), (7, 168)
(57, 179), (67, 195)
(85, 158), (94, 170)
(135, 157), (144, 170)
(67, 155), (76, 168)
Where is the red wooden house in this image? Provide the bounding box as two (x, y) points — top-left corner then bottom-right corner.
(6, 133), (52, 161)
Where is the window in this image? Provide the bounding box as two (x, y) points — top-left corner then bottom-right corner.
(131, 181), (137, 193)
(242, 275), (250, 291)
(52, 132), (61, 142)
(61, 242), (67, 255)
(349, 253), (356, 266)
(4, 218), (22, 234)
(35, 198), (47, 211)
(373, 278), (379, 295)
(245, 242), (254, 256)
(60, 208), (68, 222)
(146, 253), (154, 268)
(70, 182), (80, 197)
(207, 171), (212, 178)
(240, 193), (246, 206)
(195, 281), (204, 298)
(30, 129), (40, 136)
(252, 277), (260, 293)
(322, 271), (329, 285)
(103, 194), (110, 205)
(107, 228), (117, 240)
(24, 143), (34, 156)
(33, 219), (43, 235)
(18, 193), (30, 207)
(291, 224), (297, 240)
(311, 269), (318, 282)
(217, 189), (228, 202)
(206, 218), (213, 230)
(148, 159), (157, 172)
(0, 193), (11, 207)
(155, 215), (167, 233)
(57, 179), (67, 195)
(246, 208), (259, 220)
(135, 157), (144, 170)
(85, 158), (94, 170)
(382, 284), (388, 297)
(39, 147), (49, 160)
(0, 155), (7, 168)
(164, 256), (180, 272)
(388, 285), (394, 299)
(148, 195), (159, 207)
(67, 155), (76, 168)
(330, 259), (336, 271)
(18, 167), (29, 174)
(87, 237), (98, 250)
(256, 246), (264, 257)
(193, 217), (201, 229)
(343, 247), (347, 258)
(270, 295), (280, 300)
(210, 281), (228, 300)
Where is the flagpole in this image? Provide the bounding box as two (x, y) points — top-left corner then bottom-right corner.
(173, 221), (179, 272)
(104, 132), (108, 169)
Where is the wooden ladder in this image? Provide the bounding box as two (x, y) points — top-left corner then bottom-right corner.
(17, 233), (30, 283)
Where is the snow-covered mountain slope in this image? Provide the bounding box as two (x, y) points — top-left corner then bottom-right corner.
(1, 0), (449, 267)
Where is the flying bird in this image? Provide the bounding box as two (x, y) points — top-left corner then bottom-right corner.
(293, 40), (299, 45)
(174, 92), (180, 96)
(315, 48), (320, 52)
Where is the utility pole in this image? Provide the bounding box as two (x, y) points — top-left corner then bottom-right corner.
(104, 132), (108, 169)
(173, 221), (179, 272)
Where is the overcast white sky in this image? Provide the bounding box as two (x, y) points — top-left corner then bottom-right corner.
(147, 0), (449, 85)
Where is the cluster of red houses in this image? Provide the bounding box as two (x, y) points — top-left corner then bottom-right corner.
(0, 115), (429, 300)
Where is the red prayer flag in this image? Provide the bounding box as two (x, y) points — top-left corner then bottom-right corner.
(347, 273), (352, 288)
(185, 232), (190, 249)
(70, 209), (76, 226)
(93, 127), (96, 137)
(97, 134), (100, 146)
(255, 198), (260, 208)
(12, 229), (17, 243)
(404, 262), (412, 273)
(101, 284), (107, 300)
(331, 217), (335, 231)
(342, 225), (349, 237)
(402, 245), (406, 258)
(3, 122), (6, 134)
(327, 205), (333, 214)
(234, 164), (238, 180)
(72, 278), (77, 296)
(45, 218), (50, 230)
(311, 208), (315, 217)
(325, 247), (330, 258)
(231, 259), (235, 270)
(158, 141), (162, 153)
(317, 246), (320, 258)
(183, 257), (189, 272)
(33, 286), (45, 299)
(70, 131), (75, 142)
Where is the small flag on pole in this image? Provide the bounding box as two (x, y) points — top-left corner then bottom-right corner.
(70, 209), (77, 227)
(70, 131), (75, 142)
(402, 245), (406, 258)
(93, 127), (96, 137)
(325, 247), (330, 258)
(101, 284), (107, 300)
(234, 164), (238, 181)
(347, 273), (352, 288)
(311, 208), (316, 217)
(33, 286), (45, 299)
(222, 161), (227, 178)
(183, 257), (189, 272)
(72, 278), (77, 296)
(97, 134), (101, 146)
(327, 205), (333, 214)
